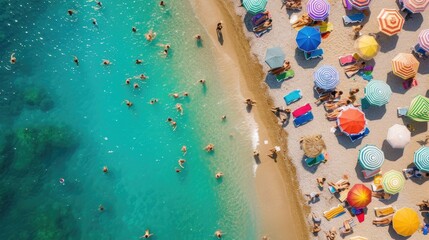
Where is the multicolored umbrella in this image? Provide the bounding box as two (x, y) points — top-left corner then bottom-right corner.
(406, 95), (429, 122)
(387, 124), (411, 149)
(402, 0), (429, 13)
(337, 107), (367, 135)
(382, 170), (405, 194)
(364, 80), (392, 106)
(414, 146), (429, 172)
(296, 26), (322, 52)
(354, 35), (380, 60)
(358, 145), (384, 170)
(393, 207), (420, 237)
(347, 184), (372, 208)
(392, 53), (419, 80)
(307, 0), (330, 21)
(377, 9), (404, 36)
(313, 65), (339, 90)
(349, 0), (372, 10)
(265, 47), (286, 69)
(418, 29), (429, 51)
(242, 0), (268, 14)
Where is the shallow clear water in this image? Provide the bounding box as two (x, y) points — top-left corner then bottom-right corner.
(0, 0), (259, 239)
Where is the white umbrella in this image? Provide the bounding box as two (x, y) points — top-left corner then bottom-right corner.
(386, 124), (411, 149)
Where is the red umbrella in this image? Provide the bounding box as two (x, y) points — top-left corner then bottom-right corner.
(336, 107), (367, 135)
(347, 184), (372, 208)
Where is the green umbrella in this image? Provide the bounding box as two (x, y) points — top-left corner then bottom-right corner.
(382, 170), (405, 194)
(414, 146), (429, 172)
(243, 0), (268, 14)
(358, 145), (384, 170)
(407, 95), (429, 122)
(364, 80), (392, 106)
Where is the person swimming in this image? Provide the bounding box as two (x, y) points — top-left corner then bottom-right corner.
(145, 29), (156, 41)
(215, 172), (223, 179)
(136, 59), (143, 64)
(67, 9), (75, 16)
(98, 204), (104, 211)
(149, 98), (159, 104)
(205, 144), (214, 152)
(92, 18), (98, 26)
(181, 145), (187, 155)
(183, 92), (189, 97)
(102, 59), (111, 65)
(73, 55), (79, 66)
(134, 83), (139, 89)
(214, 230), (223, 239)
(178, 159), (186, 168)
(103, 166), (108, 173)
(170, 93), (179, 98)
(96, 1), (102, 7)
(176, 103), (183, 115)
(140, 229), (153, 239)
(10, 53), (16, 64)
(132, 26), (137, 33)
(159, 1), (165, 7)
(125, 78), (131, 85)
(137, 74), (148, 80)
(124, 100), (133, 107)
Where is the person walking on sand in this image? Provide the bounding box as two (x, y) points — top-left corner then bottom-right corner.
(10, 53), (16, 64)
(245, 98), (256, 106)
(216, 22), (223, 33)
(140, 229), (153, 238)
(352, 24), (363, 39)
(317, 177), (326, 187)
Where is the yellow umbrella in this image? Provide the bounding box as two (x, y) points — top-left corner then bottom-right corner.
(393, 207), (420, 237)
(354, 35), (380, 60)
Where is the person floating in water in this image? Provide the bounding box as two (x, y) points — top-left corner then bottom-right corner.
(181, 145), (187, 155)
(124, 100), (133, 107)
(159, 1), (165, 7)
(103, 166), (108, 173)
(215, 172), (223, 179)
(170, 93), (179, 98)
(10, 53), (16, 64)
(67, 9), (75, 16)
(140, 229), (153, 239)
(98, 204), (104, 211)
(178, 159), (186, 168)
(102, 59), (111, 65)
(176, 103), (183, 115)
(136, 59), (143, 64)
(214, 230), (223, 239)
(149, 98), (159, 104)
(125, 78), (131, 85)
(137, 74), (148, 80)
(145, 29), (156, 41)
(132, 26), (137, 33)
(73, 56), (79, 66)
(205, 144), (215, 152)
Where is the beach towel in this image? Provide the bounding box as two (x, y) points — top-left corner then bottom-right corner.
(292, 103), (312, 118)
(323, 204), (345, 220)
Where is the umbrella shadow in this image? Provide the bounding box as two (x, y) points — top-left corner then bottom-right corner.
(418, 59), (429, 74)
(244, 12), (254, 32)
(363, 105), (386, 120)
(336, 134), (363, 149)
(265, 73), (283, 89)
(400, 119), (428, 137)
(379, 34), (399, 53)
(387, 224), (411, 240)
(405, 163), (429, 185)
(403, 13), (423, 31)
(381, 140), (404, 161)
(354, 164), (373, 183)
(294, 48), (323, 69)
(386, 72), (407, 94)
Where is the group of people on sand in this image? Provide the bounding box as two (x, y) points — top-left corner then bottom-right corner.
(271, 106), (291, 125)
(313, 87), (360, 121)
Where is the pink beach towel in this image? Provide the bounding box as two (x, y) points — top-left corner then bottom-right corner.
(292, 103), (312, 118)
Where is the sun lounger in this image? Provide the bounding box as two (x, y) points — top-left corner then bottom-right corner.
(339, 54), (356, 66)
(292, 103), (312, 118)
(374, 206), (395, 217)
(397, 107), (408, 117)
(373, 215), (393, 226)
(305, 153), (325, 167)
(362, 168), (381, 179)
(343, 13), (365, 25)
(252, 13), (270, 27)
(412, 44), (427, 58)
(338, 189), (350, 202)
(349, 128), (369, 142)
(293, 111), (314, 127)
(339, 218), (356, 234)
(324, 204), (346, 221)
(304, 49), (324, 60)
(254, 27), (272, 38)
(284, 89), (302, 105)
(276, 69), (294, 82)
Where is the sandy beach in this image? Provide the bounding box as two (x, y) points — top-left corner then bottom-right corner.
(196, 1), (429, 239)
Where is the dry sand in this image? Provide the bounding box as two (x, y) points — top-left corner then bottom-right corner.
(227, 0), (429, 239)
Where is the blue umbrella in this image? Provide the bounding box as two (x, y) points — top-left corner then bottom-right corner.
(314, 65), (339, 90)
(296, 27), (322, 52)
(265, 47), (286, 69)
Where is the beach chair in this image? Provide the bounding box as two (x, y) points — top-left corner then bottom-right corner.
(305, 153), (325, 167)
(339, 54), (356, 66)
(411, 44), (427, 58)
(304, 49), (324, 60)
(374, 206), (395, 217)
(373, 215), (393, 226)
(338, 189), (350, 202)
(324, 204), (346, 221)
(349, 128), (369, 142)
(342, 13), (365, 25)
(276, 69), (294, 82)
(284, 89), (302, 105)
(293, 111), (314, 127)
(292, 103), (312, 118)
(397, 107), (408, 117)
(251, 12), (270, 27)
(254, 27), (272, 38)
(339, 218), (356, 235)
(362, 168), (381, 179)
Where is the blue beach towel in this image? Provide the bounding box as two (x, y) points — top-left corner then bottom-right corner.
(284, 89), (302, 105)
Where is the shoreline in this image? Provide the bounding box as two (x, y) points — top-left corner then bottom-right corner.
(191, 0), (309, 239)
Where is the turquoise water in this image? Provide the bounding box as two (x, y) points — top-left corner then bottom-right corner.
(0, 0), (259, 239)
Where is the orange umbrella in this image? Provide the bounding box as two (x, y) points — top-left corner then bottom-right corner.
(392, 53), (420, 79)
(347, 184), (372, 208)
(336, 107), (367, 135)
(377, 9), (404, 36)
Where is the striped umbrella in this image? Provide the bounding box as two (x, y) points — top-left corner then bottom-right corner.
(349, 0), (372, 10)
(386, 124), (411, 149)
(377, 9), (404, 36)
(354, 35), (380, 60)
(393, 208), (420, 237)
(392, 53), (419, 79)
(364, 80), (392, 106)
(347, 184), (372, 208)
(307, 0), (330, 21)
(414, 146), (429, 172)
(296, 26), (322, 52)
(402, 0), (429, 13)
(358, 145), (384, 170)
(313, 65), (339, 90)
(406, 95), (429, 122)
(382, 170), (405, 194)
(337, 107), (367, 136)
(418, 29), (429, 52)
(242, 0), (268, 14)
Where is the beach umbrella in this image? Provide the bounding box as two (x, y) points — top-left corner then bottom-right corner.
(386, 124), (411, 149)
(265, 47), (286, 69)
(382, 170), (405, 194)
(337, 107), (367, 135)
(393, 207), (420, 237)
(392, 53), (419, 80)
(307, 0), (330, 21)
(402, 0), (429, 13)
(406, 95), (429, 122)
(414, 146), (429, 172)
(313, 65), (339, 90)
(354, 35), (380, 60)
(349, 0), (372, 10)
(300, 135), (326, 158)
(418, 29), (429, 51)
(377, 9), (404, 36)
(347, 184), (372, 208)
(363, 80), (392, 106)
(358, 145), (384, 170)
(242, 0), (268, 14)
(296, 26), (322, 52)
